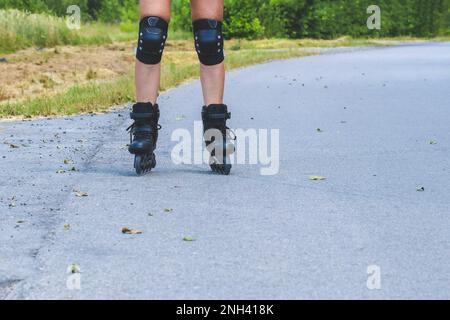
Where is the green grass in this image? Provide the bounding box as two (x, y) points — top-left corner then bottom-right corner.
(0, 49), (312, 118)
(0, 9), (133, 53)
(0, 9), (193, 54)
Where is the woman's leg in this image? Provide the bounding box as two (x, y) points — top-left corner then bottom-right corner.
(191, 1), (234, 175)
(190, 0), (225, 105)
(135, 0), (171, 104)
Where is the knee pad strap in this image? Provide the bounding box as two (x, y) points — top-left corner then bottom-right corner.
(193, 19), (225, 66)
(136, 16), (168, 65)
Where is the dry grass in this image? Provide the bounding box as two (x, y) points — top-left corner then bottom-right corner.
(0, 40), (313, 117)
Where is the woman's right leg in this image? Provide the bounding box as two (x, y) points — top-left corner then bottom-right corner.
(135, 0), (171, 104)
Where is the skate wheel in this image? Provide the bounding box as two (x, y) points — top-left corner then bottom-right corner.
(134, 153), (156, 176)
(134, 155), (144, 175)
(209, 156), (232, 175)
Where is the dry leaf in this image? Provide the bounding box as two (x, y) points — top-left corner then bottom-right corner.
(68, 264), (81, 274)
(74, 190), (88, 197)
(122, 227), (143, 235)
(309, 175), (326, 181)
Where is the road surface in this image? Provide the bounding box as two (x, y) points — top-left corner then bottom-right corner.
(1, 42), (449, 299)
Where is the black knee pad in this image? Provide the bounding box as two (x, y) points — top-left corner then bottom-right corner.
(136, 16), (168, 65)
(193, 19), (225, 66)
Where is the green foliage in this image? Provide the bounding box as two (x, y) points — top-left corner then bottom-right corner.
(171, 0), (191, 32)
(0, 0), (449, 39)
(223, 0), (265, 39)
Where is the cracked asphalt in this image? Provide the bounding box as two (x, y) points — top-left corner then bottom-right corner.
(1, 42), (449, 299)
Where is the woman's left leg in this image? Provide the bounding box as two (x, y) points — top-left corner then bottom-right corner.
(190, 0), (234, 175)
(190, 0), (225, 105)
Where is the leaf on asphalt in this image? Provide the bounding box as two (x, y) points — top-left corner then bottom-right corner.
(122, 227), (143, 235)
(8, 196), (16, 207)
(417, 186), (425, 192)
(74, 190), (88, 197)
(164, 208), (173, 213)
(6, 142), (20, 148)
(183, 236), (195, 242)
(69, 264), (81, 274)
(309, 175), (326, 181)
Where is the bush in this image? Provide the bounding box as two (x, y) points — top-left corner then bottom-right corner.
(223, 0), (265, 39)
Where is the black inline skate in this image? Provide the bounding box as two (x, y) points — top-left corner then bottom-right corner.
(126, 102), (161, 175)
(202, 104), (235, 175)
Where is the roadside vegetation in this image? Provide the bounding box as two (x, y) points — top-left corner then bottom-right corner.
(0, 0), (449, 118)
(0, 42), (316, 117)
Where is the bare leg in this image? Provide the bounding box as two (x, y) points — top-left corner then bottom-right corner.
(135, 0), (171, 104)
(190, 0), (225, 105)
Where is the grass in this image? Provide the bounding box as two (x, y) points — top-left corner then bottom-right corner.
(0, 9), (198, 54)
(0, 49), (312, 117)
(0, 9), (135, 53)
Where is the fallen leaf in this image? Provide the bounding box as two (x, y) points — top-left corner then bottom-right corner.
(183, 236), (195, 242)
(122, 227), (143, 235)
(69, 264), (81, 274)
(309, 175), (326, 181)
(64, 159), (73, 164)
(74, 190), (88, 197)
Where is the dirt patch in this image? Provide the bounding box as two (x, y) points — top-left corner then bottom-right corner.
(0, 40), (199, 105)
(0, 42), (136, 103)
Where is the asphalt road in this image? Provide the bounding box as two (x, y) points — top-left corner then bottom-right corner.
(1, 42), (449, 299)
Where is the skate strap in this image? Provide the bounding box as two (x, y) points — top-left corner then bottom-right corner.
(203, 112), (231, 120)
(130, 112), (156, 120)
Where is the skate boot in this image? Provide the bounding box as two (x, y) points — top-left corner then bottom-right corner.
(126, 102), (161, 175)
(202, 104), (236, 175)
